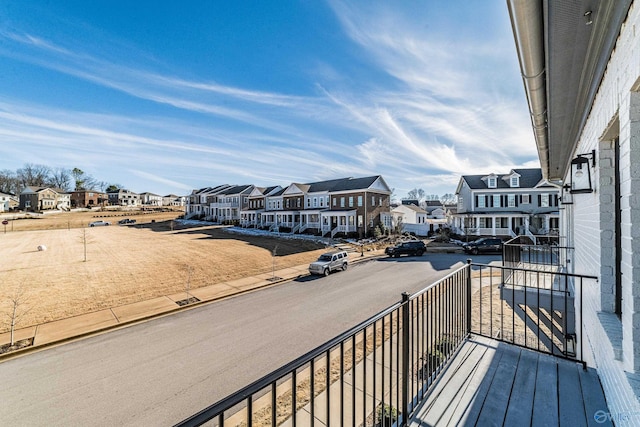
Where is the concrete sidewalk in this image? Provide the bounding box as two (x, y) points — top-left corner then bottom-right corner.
(0, 249), (385, 359)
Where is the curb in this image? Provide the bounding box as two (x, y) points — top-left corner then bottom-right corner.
(0, 253), (384, 362)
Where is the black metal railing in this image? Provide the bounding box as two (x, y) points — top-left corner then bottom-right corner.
(174, 266), (471, 427)
(470, 262), (596, 365)
(503, 236), (572, 272)
(174, 258), (598, 427)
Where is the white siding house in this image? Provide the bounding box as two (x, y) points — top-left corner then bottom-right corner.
(509, 0), (639, 416)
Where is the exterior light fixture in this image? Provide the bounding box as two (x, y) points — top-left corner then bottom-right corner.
(570, 150), (596, 194)
(561, 184), (573, 205)
(584, 10), (593, 25)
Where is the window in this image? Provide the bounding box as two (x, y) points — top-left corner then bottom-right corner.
(540, 194), (549, 207)
(340, 197), (345, 207)
(319, 197), (323, 207)
(510, 177), (519, 187)
(326, 196), (329, 206)
(286, 199), (290, 208)
(508, 194), (516, 208)
(488, 177), (497, 188)
(358, 215), (363, 227)
(307, 198), (311, 207)
(313, 197), (317, 207)
(380, 197), (383, 207)
(372, 196), (375, 206)
(358, 196), (363, 207)
(521, 194), (530, 204)
(297, 199), (301, 207)
(493, 195), (501, 207)
(349, 196), (353, 207)
(477, 196), (485, 208)
(333, 198), (337, 207)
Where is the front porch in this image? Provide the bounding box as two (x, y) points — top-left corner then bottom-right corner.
(453, 213), (560, 239)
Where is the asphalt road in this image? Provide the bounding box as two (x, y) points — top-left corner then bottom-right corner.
(0, 253), (499, 426)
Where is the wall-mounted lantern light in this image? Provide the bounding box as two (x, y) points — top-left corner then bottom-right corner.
(561, 184), (573, 204)
(570, 149), (596, 194)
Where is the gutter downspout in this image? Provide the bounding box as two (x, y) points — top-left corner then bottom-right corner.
(506, 0), (549, 179)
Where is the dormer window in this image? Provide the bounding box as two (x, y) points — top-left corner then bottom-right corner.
(510, 176), (520, 187)
(488, 177), (497, 188)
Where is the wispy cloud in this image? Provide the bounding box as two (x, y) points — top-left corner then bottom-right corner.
(315, 0), (538, 194)
(0, 3), (537, 198)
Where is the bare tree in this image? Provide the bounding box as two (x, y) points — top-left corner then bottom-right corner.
(49, 168), (72, 191)
(184, 265), (193, 303)
(0, 169), (20, 194)
(3, 286), (32, 346)
(79, 228), (95, 262)
(271, 245), (278, 280)
(440, 193), (456, 204)
(16, 163), (51, 188)
(407, 188), (426, 201)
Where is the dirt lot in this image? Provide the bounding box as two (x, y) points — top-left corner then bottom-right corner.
(0, 210), (329, 333)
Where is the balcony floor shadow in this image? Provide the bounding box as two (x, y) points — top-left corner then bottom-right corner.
(409, 334), (610, 427)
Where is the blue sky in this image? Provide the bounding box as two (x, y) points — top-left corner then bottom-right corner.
(0, 1), (539, 198)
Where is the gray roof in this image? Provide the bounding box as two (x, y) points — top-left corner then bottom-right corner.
(462, 169), (543, 190)
(220, 185), (254, 195)
(303, 175), (385, 193)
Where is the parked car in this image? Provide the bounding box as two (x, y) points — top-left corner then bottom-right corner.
(462, 238), (503, 255)
(118, 218), (136, 225)
(308, 251), (349, 276)
(89, 220), (110, 227)
(385, 240), (427, 257)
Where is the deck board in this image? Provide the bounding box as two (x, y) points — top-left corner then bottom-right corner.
(409, 335), (610, 427)
(580, 368), (613, 427)
(412, 341), (488, 426)
(558, 360), (586, 426)
(473, 346), (519, 426)
(532, 354), (558, 426)
(503, 348), (538, 425)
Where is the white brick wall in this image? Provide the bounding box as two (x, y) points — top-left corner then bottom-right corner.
(568, 2), (640, 419)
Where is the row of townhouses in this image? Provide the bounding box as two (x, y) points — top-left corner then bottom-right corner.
(14, 187), (186, 212)
(186, 170), (561, 240)
(186, 176), (394, 238)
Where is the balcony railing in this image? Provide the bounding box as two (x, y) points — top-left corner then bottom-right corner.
(503, 236), (571, 272)
(174, 260), (596, 427)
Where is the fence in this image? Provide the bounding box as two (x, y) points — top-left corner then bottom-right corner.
(470, 262), (596, 364)
(175, 260), (595, 427)
(174, 266), (470, 427)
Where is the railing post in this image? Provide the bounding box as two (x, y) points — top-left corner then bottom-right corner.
(401, 292), (410, 426)
(466, 259), (472, 334)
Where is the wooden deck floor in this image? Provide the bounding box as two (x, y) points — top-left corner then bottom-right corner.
(409, 335), (610, 427)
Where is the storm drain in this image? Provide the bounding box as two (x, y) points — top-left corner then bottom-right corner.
(175, 297), (200, 307)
